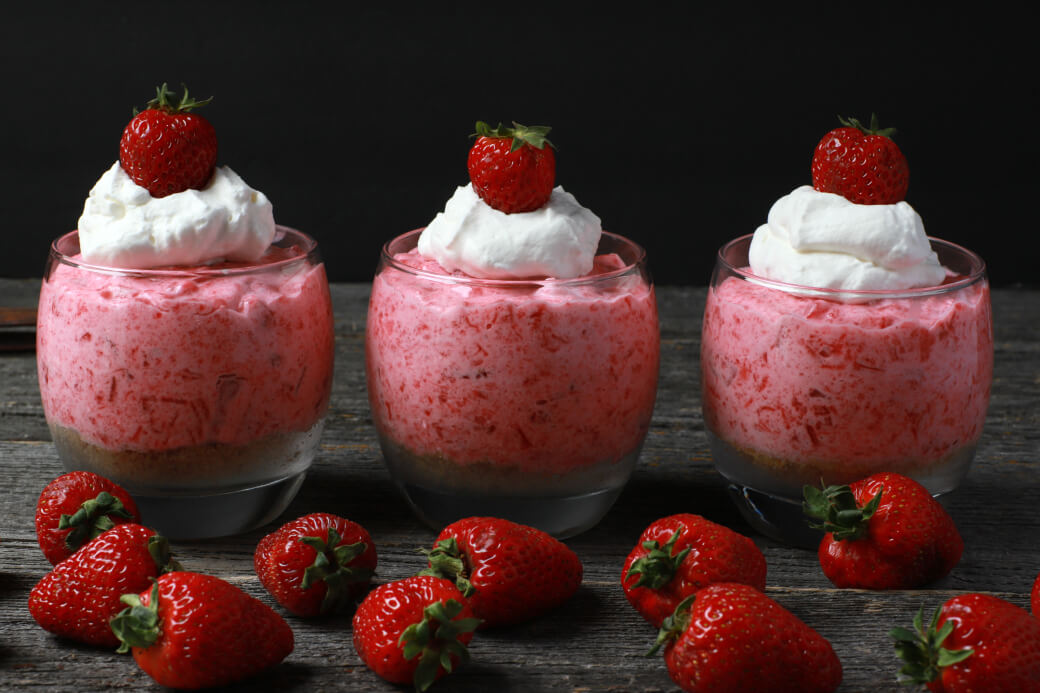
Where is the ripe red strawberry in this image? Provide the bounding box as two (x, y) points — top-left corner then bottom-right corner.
(622, 513), (766, 627)
(28, 523), (179, 647)
(352, 575), (480, 691)
(892, 594), (1040, 691)
(418, 516), (582, 627)
(650, 582), (842, 693)
(803, 472), (962, 589)
(111, 571), (293, 689)
(811, 114), (909, 205)
(254, 512), (377, 617)
(119, 82), (217, 198)
(35, 470), (141, 565)
(466, 121), (555, 213)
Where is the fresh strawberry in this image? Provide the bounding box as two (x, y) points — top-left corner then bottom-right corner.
(803, 472), (962, 589)
(622, 513), (767, 627)
(34, 470), (141, 565)
(811, 114), (909, 205)
(352, 575), (480, 691)
(119, 82), (217, 198)
(28, 523), (179, 647)
(418, 516), (582, 627)
(892, 594), (1040, 691)
(254, 512), (377, 617)
(111, 571), (293, 689)
(466, 121), (555, 213)
(650, 582), (842, 693)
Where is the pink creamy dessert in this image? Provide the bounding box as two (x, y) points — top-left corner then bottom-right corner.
(369, 122), (659, 535)
(37, 228), (334, 493)
(366, 229), (659, 534)
(701, 237), (992, 497)
(703, 122), (993, 545)
(369, 242), (657, 473)
(43, 85), (334, 538)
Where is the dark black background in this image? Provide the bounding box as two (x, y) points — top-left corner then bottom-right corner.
(2, 3), (1034, 286)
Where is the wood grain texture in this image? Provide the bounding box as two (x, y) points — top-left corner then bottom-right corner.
(1, 278), (1037, 692)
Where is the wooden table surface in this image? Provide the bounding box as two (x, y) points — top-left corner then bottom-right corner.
(1, 277), (1037, 692)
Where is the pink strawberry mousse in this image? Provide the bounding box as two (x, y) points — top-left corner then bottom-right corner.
(37, 229), (334, 491)
(366, 233), (659, 496)
(701, 261), (992, 495)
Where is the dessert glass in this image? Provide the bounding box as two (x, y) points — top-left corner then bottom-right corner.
(701, 234), (992, 547)
(37, 227), (334, 539)
(366, 229), (659, 538)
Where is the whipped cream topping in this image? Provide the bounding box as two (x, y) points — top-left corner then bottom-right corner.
(417, 183), (601, 279)
(77, 163), (276, 269)
(748, 185), (945, 292)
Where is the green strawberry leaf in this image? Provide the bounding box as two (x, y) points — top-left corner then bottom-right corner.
(802, 480), (880, 541)
(147, 534), (182, 574)
(648, 593), (696, 657)
(891, 606), (974, 685)
(111, 582), (161, 654)
(837, 113), (897, 139)
(418, 538), (474, 597)
(58, 490), (134, 553)
(472, 121), (554, 151)
(625, 524), (691, 590)
(297, 527), (373, 614)
(399, 598), (481, 692)
(144, 82), (212, 114)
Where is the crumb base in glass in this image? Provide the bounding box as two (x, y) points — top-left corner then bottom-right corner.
(379, 433), (640, 538)
(49, 420), (324, 539)
(707, 429), (977, 548)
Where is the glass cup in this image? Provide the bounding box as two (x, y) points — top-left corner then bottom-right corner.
(37, 227), (334, 539)
(365, 229), (660, 538)
(701, 234), (992, 546)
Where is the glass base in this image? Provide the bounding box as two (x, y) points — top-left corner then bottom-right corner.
(133, 472), (307, 540)
(377, 432), (641, 538)
(396, 481), (624, 539)
(48, 420), (324, 540)
(726, 483), (824, 549)
(706, 429), (979, 546)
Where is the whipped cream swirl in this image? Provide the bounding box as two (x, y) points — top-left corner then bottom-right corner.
(77, 163), (276, 269)
(417, 183), (601, 279)
(748, 185), (945, 292)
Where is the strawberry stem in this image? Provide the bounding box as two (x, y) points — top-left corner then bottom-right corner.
(418, 538), (474, 597)
(625, 525), (691, 590)
(147, 534), (183, 574)
(297, 527), (373, 614)
(399, 598), (481, 692)
(472, 121), (554, 152)
(111, 582), (161, 654)
(891, 606), (974, 684)
(138, 82), (212, 116)
(647, 594), (696, 657)
(57, 490), (134, 553)
(837, 113), (897, 139)
(802, 481), (882, 541)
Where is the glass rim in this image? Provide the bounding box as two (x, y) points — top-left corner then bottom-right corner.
(48, 225), (319, 279)
(380, 228), (649, 288)
(717, 233), (988, 299)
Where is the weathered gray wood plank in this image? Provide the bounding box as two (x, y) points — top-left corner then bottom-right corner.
(1, 281), (1038, 692)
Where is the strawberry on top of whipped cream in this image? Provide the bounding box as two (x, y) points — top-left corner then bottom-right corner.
(748, 185), (945, 293)
(416, 183), (601, 280)
(77, 162), (275, 269)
